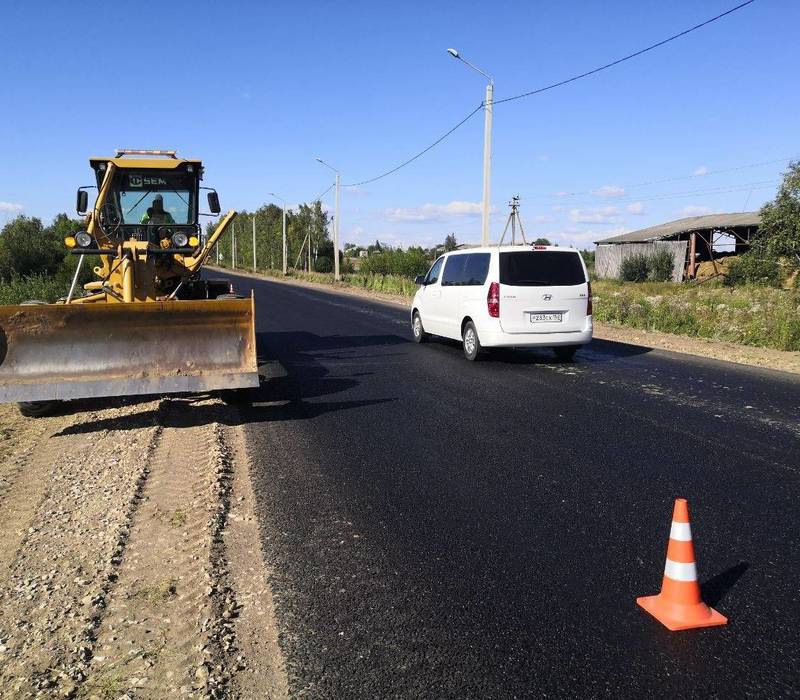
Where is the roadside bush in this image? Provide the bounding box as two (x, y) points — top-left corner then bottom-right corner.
(314, 256), (333, 273)
(723, 253), (781, 287)
(0, 216), (65, 281)
(592, 279), (800, 351)
(619, 253), (650, 282)
(0, 273), (66, 305)
(360, 248), (430, 278)
(649, 248), (674, 282)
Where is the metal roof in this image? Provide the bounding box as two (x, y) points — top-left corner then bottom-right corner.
(595, 212), (761, 244)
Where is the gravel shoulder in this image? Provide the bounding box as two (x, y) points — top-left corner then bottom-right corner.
(0, 397), (287, 699)
(220, 268), (800, 375)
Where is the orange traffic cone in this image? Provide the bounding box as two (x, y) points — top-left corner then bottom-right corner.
(637, 498), (727, 631)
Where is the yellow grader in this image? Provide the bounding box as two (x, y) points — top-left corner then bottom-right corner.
(0, 150), (258, 416)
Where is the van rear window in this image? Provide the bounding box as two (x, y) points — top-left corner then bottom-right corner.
(499, 251), (586, 286)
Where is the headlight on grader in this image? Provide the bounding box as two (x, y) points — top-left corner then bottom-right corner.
(171, 232), (189, 248)
(64, 236), (77, 249)
(189, 236), (199, 248)
(75, 232), (93, 248)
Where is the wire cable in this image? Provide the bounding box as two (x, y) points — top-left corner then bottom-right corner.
(493, 0), (757, 105)
(343, 104), (483, 187)
(522, 156), (796, 201)
(339, 0), (756, 189)
(311, 183), (335, 202)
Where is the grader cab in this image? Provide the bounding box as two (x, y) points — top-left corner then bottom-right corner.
(0, 150), (258, 415)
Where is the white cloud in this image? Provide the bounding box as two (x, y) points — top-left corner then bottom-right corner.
(678, 205), (713, 217)
(626, 202), (646, 215)
(0, 201), (24, 212)
(592, 184), (625, 198)
(531, 214), (553, 224)
(546, 226), (630, 248)
(384, 200), (483, 223)
(692, 166), (708, 177)
(569, 206), (620, 224)
(551, 205), (565, 213)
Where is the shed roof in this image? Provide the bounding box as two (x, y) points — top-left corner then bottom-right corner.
(595, 212), (760, 244)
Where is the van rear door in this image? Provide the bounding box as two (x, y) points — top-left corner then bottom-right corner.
(498, 250), (588, 334)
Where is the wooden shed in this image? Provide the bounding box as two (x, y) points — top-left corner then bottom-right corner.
(594, 212), (761, 281)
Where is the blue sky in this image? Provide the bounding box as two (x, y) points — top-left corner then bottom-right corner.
(1, 0), (797, 249)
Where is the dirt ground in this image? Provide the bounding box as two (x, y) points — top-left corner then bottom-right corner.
(0, 397), (287, 699)
(227, 269), (800, 376)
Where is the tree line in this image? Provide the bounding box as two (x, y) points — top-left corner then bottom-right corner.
(209, 200), (334, 272)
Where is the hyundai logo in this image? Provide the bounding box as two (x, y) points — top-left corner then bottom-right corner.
(542, 293), (552, 301)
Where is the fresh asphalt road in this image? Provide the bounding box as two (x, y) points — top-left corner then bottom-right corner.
(231, 273), (800, 698)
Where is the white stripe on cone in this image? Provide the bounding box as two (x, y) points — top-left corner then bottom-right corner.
(669, 521), (692, 542)
(664, 558), (698, 582)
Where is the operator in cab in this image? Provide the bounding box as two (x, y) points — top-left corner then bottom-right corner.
(140, 194), (175, 225)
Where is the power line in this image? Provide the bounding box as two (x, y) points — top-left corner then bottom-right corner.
(526, 156), (796, 201)
(343, 104), (483, 187)
(493, 0), (757, 105)
(340, 1), (756, 189)
(535, 180), (778, 210)
(311, 183), (335, 202)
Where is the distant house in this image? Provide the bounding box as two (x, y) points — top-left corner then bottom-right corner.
(594, 212), (761, 281)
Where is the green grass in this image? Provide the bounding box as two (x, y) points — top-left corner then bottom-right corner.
(0, 274), (68, 305)
(592, 279), (800, 351)
(253, 267), (420, 297)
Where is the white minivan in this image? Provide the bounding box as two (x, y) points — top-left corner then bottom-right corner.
(410, 245), (593, 361)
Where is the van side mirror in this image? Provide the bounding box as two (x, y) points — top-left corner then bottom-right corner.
(415, 275), (426, 285)
(207, 191), (221, 215)
(76, 189), (88, 215)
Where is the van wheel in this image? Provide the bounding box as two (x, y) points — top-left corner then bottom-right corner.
(553, 345), (579, 362)
(412, 311), (428, 343)
(462, 321), (482, 361)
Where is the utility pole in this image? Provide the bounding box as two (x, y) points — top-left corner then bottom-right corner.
(447, 48), (494, 245)
(232, 223), (236, 269)
(252, 216), (257, 270)
(282, 204), (287, 274)
(268, 193), (288, 275)
(315, 158), (341, 281)
(482, 82), (493, 246)
(334, 172), (341, 280)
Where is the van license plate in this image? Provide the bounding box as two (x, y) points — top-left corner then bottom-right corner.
(530, 313), (562, 323)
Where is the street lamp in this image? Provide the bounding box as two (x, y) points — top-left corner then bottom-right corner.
(267, 192), (288, 275)
(447, 47), (493, 246)
(315, 157), (341, 281)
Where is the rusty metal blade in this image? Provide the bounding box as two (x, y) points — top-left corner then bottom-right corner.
(0, 297), (259, 403)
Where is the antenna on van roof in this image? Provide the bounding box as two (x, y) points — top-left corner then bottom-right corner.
(497, 195), (527, 246)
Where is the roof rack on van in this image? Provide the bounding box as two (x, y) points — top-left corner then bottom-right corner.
(497, 195), (528, 247)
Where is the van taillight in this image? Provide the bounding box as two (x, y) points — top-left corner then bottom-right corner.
(487, 282), (500, 318)
(586, 281), (593, 316)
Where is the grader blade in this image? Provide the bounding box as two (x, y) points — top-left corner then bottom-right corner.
(0, 297), (258, 403)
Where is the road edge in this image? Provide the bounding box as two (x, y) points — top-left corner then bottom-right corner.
(213, 266), (800, 376)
